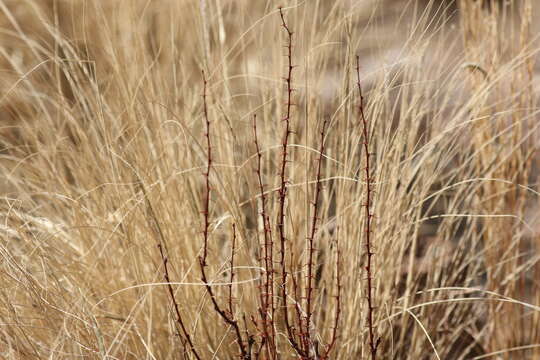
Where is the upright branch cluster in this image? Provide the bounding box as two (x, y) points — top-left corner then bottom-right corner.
(169, 9), (342, 359)
(356, 56), (380, 359)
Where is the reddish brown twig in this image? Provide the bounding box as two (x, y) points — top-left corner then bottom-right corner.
(137, 178), (201, 359)
(277, 7), (308, 358)
(228, 223), (237, 316)
(355, 55), (380, 359)
(199, 261), (250, 358)
(253, 114), (277, 359)
(199, 71), (250, 359)
(201, 70), (212, 267)
(157, 243), (201, 360)
(303, 118), (329, 355)
(321, 238), (341, 359)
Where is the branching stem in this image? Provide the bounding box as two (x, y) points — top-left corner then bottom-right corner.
(304, 118), (328, 355)
(253, 114), (277, 359)
(355, 55), (380, 359)
(199, 71), (250, 359)
(277, 7), (308, 358)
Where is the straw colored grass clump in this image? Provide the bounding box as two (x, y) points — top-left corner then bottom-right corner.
(0, 1), (539, 359)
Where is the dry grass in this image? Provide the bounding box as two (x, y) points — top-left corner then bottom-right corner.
(0, 0), (539, 358)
